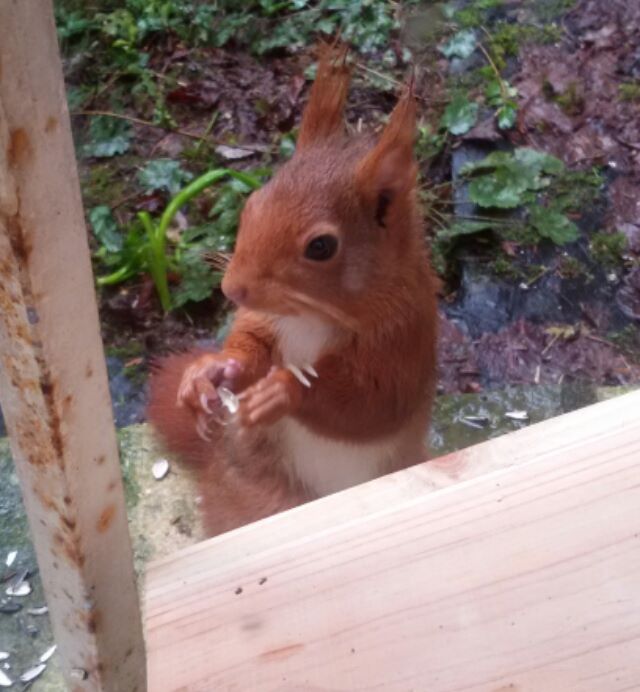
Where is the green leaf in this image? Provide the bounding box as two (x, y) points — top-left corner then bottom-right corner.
(279, 132), (297, 159)
(497, 102), (517, 129)
(462, 147), (566, 209)
(468, 171), (525, 208)
(442, 95), (479, 136)
(172, 251), (218, 307)
(529, 207), (579, 245)
(440, 29), (477, 59)
(484, 78), (503, 106)
(514, 147), (564, 176)
(89, 206), (122, 252)
(138, 159), (193, 195)
(82, 116), (132, 158)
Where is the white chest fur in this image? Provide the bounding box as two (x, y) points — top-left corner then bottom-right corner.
(273, 315), (335, 367)
(272, 315), (417, 497)
(278, 418), (403, 496)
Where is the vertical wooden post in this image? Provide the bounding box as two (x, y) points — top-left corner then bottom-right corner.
(0, 1), (146, 690)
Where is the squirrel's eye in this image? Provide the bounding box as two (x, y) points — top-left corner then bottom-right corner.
(304, 234), (338, 262)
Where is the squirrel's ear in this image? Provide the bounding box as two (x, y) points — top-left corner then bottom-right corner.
(355, 84), (417, 227)
(296, 41), (351, 151)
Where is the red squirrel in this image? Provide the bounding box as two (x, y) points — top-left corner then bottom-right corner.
(147, 44), (438, 536)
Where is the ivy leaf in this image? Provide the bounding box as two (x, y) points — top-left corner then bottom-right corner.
(89, 206), (122, 252)
(442, 95), (479, 135)
(529, 207), (579, 244)
(172, 251), (218, 307)
(440, 29), (477, 59)
(137, 159), (193, 195)
(82, 116), (132, 158)
(497, 102), (517, 129)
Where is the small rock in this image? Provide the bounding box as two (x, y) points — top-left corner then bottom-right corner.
(70, 668), (89, 681)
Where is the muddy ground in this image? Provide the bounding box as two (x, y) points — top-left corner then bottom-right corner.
(100, 0), (640, 424)
(0, 0), (638, 437)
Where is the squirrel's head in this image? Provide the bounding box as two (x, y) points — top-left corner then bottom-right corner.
(222, 43), (420, 331)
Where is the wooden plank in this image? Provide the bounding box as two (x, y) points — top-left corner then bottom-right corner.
(0, 2), (146, 690)
(145, 390), (640, 691)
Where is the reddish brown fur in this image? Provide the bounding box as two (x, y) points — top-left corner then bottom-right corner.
(147, 43), (438, 536)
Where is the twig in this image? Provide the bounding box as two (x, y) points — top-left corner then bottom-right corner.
(73, 109), (271, 153)
(541, 332), (559, 357)
(613, 135), (640, 152)
(73, 109), (206, 142)
(111, 190), (140, 210)
(477, 33), (508, 103)
(196, 111), (219, 155)
(354, 62), (448, 105)
(523, 265), (550, 290)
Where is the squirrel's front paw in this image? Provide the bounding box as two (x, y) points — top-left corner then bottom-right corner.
(238, 367), (305, 427)
(177, 354), (244, 439)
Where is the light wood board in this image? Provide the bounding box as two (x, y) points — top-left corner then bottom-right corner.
(0, 2), (145, 689)
(145, 389), (640, 691)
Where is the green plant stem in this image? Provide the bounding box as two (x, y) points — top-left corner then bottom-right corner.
(138, 210), (172, 313)
(152, 169), (262, 312)
(97, 264), (137, 286)
(478, 29), (508, 102)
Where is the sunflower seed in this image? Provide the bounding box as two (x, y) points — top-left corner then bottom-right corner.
(20, 663), (45, 683)
(5, 553), (16, 568)
(218, 386), (240, 415)
(5, 582), (30, 597)
(39, 645), (56, 663)
(152, 459), (170, 480)
(461, 415), (489, 429)
(27, 606), (48, 616)
(505, 410), (529, 421)
(0, 669), (12, 687)
(0, 654), (8, 662)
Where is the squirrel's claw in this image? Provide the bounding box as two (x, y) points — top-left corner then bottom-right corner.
(303, 364), (319, 378)
(286, 364), (312, 388)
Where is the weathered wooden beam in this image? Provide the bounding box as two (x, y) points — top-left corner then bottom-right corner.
(0, 2), (146, 690)
(145, 389), (640, 691)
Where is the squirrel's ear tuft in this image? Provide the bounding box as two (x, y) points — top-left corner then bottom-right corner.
(296, 41), (351, 151)
(355, 83), (418, 225)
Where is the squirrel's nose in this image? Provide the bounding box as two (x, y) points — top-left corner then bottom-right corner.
(221, 279), (248, 306)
